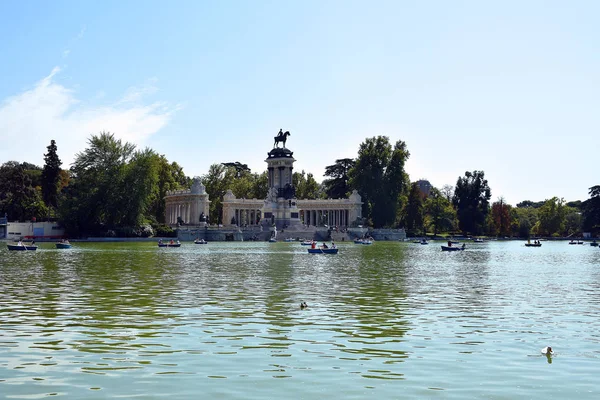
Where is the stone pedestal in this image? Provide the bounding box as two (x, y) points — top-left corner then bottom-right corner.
(261, 147), (302, 230)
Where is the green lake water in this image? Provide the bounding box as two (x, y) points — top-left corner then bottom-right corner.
(1, 240), (599, 399)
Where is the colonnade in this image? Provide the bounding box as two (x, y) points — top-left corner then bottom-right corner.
(301, 209), (350, 227)
(166, 202), (193, 225)
(231, 208), (262, 226)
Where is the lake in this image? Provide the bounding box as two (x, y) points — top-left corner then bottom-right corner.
(1, 240), (599, 399)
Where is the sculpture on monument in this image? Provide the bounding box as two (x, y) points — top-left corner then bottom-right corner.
(273, 129), (291, 148)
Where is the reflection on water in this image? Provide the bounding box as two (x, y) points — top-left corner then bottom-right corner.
(1, 241), (600, 398)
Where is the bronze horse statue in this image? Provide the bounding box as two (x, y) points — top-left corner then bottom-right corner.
(273, 130), (291, 148)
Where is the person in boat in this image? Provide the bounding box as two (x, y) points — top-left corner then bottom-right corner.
(462, 243), (466, 249)
(331, 242), (336, 249)
(311, 241), (316, 249)
(158, 239), (163, 244)
(17, 240), (23, 246)
(447, 240), (452, 247)
(322, 243), (328, 249)
(170, 239), (174, 245)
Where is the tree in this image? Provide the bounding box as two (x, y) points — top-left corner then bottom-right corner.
(404, 182), (424, 235)
(0, 161), (47, 221)
(250, 171), (269, 200)
(441, 185), (454, 201)
(452, 170), (491, 235)
(120, 148), (161, 227)
(202, 163), (235, 224)
(147, 158), (190, 224)
(41, 140), (63, 209)
(293, 171), (320, 199)
(513, 207), (538, 237)
(322, 158), (354, 199)
(348, 136), (410, 227)
(383, 141), (411, 226)
(58, 132), (138, 235)
(222, 161), (251, 177)
(491, 197), (512, 236)
(516, 200), (544, 208)
(537, 197), (566, 236)
(582, 185), (600, 235)
(425, 188), (457, 235)
(564, 208), (582, 235)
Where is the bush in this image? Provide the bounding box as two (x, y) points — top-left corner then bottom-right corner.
(153, 224), (176, 237)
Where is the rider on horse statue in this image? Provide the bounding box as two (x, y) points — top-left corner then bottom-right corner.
(273, 129), (291, 148)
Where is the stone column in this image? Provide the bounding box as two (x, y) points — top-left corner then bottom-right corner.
(278, 166), (285, 193)
(268, 167), (274, 188)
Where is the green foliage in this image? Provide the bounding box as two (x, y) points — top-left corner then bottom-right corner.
(0, 161), (47, 221)
(153, 223), (176, 237)
(348, 136), (410, 228)
(452, 170), (491, 235)
(293, 170), (321, 199)
(582, 185), (600, 235)
(404, 182), (424, 235)
(251, 171), (269, 200)
(120, 148), (161, 227)
(424, 188), (456, 235)
(41, 140), (62, 208)
(537, 197), (567, 236)
(146, 158), (189, 224)
(491, 198), (512, 236)
(564, 209), (582, 235)
(516, 200), (544, 208)
(222, 162), (250, 177)
(58, 132), (165, 236)
(322, 158), (354, 199)
(202, 164), (235, 224)
(202, 165), (270, 223)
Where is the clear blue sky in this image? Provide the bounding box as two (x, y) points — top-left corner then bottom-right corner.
(1, 0), (598, 205)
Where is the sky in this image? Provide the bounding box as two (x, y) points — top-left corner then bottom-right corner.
(0, 0), (598, 205)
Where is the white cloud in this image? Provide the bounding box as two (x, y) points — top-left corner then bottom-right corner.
(0, 67), (175, 167)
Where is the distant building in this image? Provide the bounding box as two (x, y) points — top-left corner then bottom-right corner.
(416, 179), (432, 197)
(4, 221), (65, 241)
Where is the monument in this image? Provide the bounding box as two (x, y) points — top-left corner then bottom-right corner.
(261, 129), (302, 229)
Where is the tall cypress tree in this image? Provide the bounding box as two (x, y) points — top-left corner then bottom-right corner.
(41, 140), (62, 208)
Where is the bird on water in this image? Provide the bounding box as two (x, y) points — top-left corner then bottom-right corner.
(541, 346), (553, 355)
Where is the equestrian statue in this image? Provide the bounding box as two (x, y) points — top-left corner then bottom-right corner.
(273, 129), (291, 148)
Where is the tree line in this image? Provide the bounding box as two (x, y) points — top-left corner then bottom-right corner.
(1, 132), (599, 238)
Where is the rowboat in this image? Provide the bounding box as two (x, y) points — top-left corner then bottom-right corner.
(7, 244), (37, 251)
(441, 245), (464, 251)
(56, 242), (72, 249)
(307, 248), (338, 254)
(300, 240), (314, 246)
(158, 241), (181, 247)
(591, 242), (599, 247)
(525, 243), (542, 247)
(194, 239), (207, 244)
(354, 239), (373, 245)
